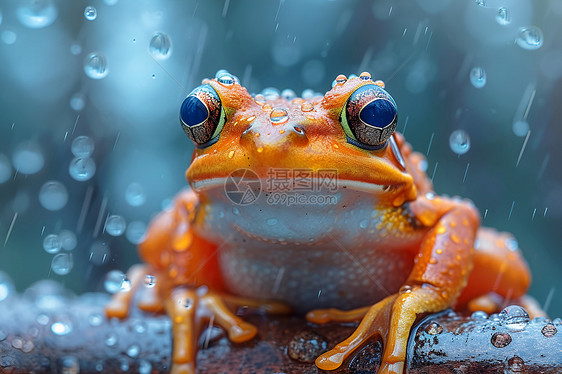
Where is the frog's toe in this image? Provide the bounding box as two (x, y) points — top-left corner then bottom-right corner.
(306, 306), (370, 324)
(201, 292), (258, 343)
(105, 264), (147, 319)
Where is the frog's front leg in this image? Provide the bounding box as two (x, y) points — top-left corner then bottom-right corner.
(309, 196), (479, 373)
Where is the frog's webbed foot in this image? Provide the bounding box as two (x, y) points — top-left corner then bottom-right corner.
(105, 264), (165, 319)
(166, 287), (291, 374)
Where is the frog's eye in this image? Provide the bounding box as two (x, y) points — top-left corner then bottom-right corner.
(180, 84), (226, 147)
(340, 84), (397, 150)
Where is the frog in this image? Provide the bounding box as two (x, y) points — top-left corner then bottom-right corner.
(106, 69), (541, 374)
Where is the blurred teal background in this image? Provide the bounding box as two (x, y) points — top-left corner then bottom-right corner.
(0, 0), (560, 316)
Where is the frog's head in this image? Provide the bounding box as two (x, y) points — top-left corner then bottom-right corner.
(181, 70), (416, 209)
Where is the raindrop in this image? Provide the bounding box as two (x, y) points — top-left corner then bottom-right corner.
(58, 230), (77, 251)
(126, 344), (140, 358)
(71, 136), (94, 158)
(125, 183), (146, 206)
(70, 43), (82, 55)
(69, 93), (86, 111)
(0, 272), (14, 303)
(51, 253), (72, 275)
(301, 102), (313, 112)
(266, 218), (278, 226)
(69, 157), (96, 181)
(542, 323), (557, 337)
(270, 108), (289, 124)
(0, 154), (12, 184)
(16, 0), (58, 29)
(144, 275), (156, 287)
(84, 52), (109, 79)
(84, 5), (96, 21)
(424, 321), (444, 335)
(43, 234), (61, 254)
(281, 89), (296, 100)
(89, 241), (110, 265)
(12, 141), (44, 175)
(149, 32), (172, 59)
(469, 67), (486, 88)
(60, 356), (79, 374)
(39, 181), (68, 211)
(105, 215), (126, 236)
(449, 130), (470, 155)
(126, 221), (146, 244)
(512, 120), (529, 137)
(139, 360), (151, 374)
(50, 317), (72, 335)
(495, 7), (510, 25)
(1, 30), (16, 45)
(88, 313), (103, 327)
(335, 74), (347, 85)
(105, 333), (117, 347)
(104, 270), (128, 294)
(499, 305), (529, 331)
(491, 331), (511, 348)
(517, 27), (543, 50)
(262, 87), (280, 101)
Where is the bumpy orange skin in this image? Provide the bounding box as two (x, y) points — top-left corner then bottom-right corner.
(106, 73), (535, 374)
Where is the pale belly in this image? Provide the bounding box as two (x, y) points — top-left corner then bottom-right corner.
(196, 188), (424, 313)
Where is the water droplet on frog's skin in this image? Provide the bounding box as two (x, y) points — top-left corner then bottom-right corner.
(469, 67), (486, 88)
(359, 219), (369, 229)
(105, 215), (126, 236)
(449, 129), (471, 155)
(144, 275), (156, 287)
(359, 72), (371, 81)
(517, 26), (543, 50)
(254, 94), (266, 105)
(262, 103), (273, 112)
(43, 234), (61, 254)
(88, 313), (103, 326)
(425, 192), (435, 200)
(424, 321), (443, 335)
(499, 305), (529, 331)
(16, 0), (58, 29)
(491, 332), (511, 348)
(335, 74), (347, 85)
(348, 74), (357, 79)
(301, 102), (313, 112)
(281, 89), (296, 100)
(542, 323), (558, 337)
(84, 52), (108, 79)
(12, 141), (44, 175)
(261, 87), (280, 100)
(217, 72), (235, 86)
(266, 218), (278, 226)
(504, 237), (518, 251)
(270, 108), (289, 124)
(471, 310), (488, 320)
(69, 157), (96, 181)
(84, 5), (97, 21)
(495, 7), (510, 25)
(149, 32), (172, 59)
(39, 181), (68, 211)
(51, 253), (73, 275)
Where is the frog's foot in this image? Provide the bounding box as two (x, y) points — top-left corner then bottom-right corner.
(167, 287), (290, 374)
(105, 264), (165, 319)
(308, 295), (398, 371)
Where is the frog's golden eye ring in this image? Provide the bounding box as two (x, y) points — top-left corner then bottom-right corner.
(180, 84), (226, 147)
(340, 84), (398, 150)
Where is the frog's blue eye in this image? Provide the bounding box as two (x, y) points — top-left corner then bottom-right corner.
(340, 84), (397, 150)
(180, 84), (226, 147)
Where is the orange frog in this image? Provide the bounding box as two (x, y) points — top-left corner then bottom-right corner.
(106, 69), (540, 373)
